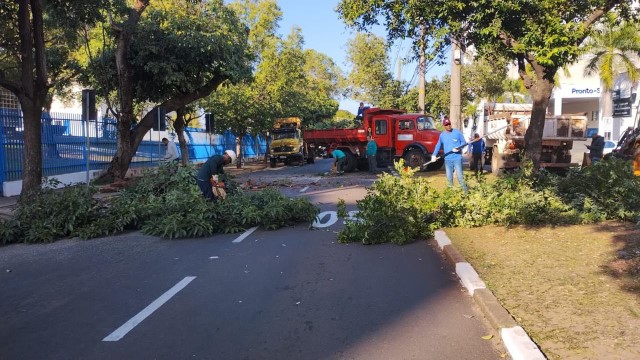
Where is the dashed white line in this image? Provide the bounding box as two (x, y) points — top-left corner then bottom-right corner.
(102, 276), (196, 342)
(232, 226), (259, 243)
(299, 186), (309, 193)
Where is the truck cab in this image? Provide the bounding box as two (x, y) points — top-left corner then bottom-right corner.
(269, 117), (308, 167)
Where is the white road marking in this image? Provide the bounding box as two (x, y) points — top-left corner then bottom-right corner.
(299, 186), (309, 193)
(102, 276), (196, 342)
(312, 211), (338, 228)
(232, 226), (259, 243)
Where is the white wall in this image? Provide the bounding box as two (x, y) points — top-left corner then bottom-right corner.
(2, 170), (104, 197)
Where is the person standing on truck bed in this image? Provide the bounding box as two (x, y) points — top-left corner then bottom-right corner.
(356, 102), (366, 120)
(586, 133), (605, 164)
(332, 149), (346, 174)
(432, 118), (468, 193)
(366, 135), (378, 174)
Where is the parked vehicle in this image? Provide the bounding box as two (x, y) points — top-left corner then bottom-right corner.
(303, 108), (443, 172)
(269, 117), (309, 167)
(603, 140), (617, 155)
(468, 102), (588, 174)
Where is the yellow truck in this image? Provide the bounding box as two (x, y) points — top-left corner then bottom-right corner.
(269, 117), (311, 167)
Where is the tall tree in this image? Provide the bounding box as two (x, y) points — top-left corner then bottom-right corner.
(0, 0), (106, 194)
(338, 0), (634, 170)
(83, 0), (251, 178)
(463, 54), (509, 105)
(227, 0), (282, 66)
(299, 49), (343, 125)
(345, 32), (392, 105)
(199, 0), (282, 166)
(583, 14), (640, 119)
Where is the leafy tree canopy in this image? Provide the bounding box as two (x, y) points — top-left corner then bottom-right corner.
(338, 0), (635, 168)
(83, 0), (252, 112)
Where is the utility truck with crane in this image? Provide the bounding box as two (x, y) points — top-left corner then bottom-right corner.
(467, 102), (588, 174)
(303, 108), (443, 172)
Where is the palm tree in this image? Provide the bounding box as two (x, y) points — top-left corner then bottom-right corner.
(583, 13), (640, 118)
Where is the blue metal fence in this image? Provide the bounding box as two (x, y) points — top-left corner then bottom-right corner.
(0, 109), (267, 185)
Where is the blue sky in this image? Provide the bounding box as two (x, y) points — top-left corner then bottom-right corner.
(275, 0), (448, 114)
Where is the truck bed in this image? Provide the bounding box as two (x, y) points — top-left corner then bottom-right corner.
(304, 128), (368, 144)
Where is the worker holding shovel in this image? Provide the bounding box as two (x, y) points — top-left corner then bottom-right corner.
(431, 118), (468, 193)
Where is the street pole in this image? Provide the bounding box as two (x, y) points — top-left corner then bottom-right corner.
(450, 38), (462, 129)
(83, 91), (91, 186)
(418, 24), (426, 114)
(157, 109), (161, 163)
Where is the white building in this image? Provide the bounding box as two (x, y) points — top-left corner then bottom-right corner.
(549, 57), (639, 141)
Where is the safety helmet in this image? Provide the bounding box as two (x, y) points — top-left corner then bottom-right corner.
(224, 150), (237, 163)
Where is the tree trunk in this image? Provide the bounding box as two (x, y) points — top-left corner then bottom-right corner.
(524, 67), (555, 170)
(174, 107), (189, 165)
(14, 0), (49, 196)
(107, 114), (134, 179)
(236, 134), (243, 168)
(19, 102), (44, 195)
(263, 131), (269, 163)
(106, 73), (225, 178)
(104, 0), (148, 180)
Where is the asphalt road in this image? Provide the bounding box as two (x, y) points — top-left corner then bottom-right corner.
(0, 161), (503, 359)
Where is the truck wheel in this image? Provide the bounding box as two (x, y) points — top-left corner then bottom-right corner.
(491, 147), (503, 175)
(344, 153), (357, 173)
(270, 158), (277, 168)
(404, 149), (426, 169)
(425, 157), (444, 171)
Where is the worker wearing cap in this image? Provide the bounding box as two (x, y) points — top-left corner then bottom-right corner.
(196, 150), (236, 200)
(432, 118), (468, 192)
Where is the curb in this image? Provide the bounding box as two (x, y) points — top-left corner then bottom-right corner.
(433, 230), (546, 360)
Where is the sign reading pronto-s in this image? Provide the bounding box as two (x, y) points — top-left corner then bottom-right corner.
(558, 85), (602, 98)
(570, 87), (601, 95)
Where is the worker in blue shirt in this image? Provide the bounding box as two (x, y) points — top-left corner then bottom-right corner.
(332, 149), (346, 174)
(468, 133), (486, 176)
(432, 118), (468, 192)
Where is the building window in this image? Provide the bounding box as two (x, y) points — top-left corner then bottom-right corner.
(0, 87), (20, 109)
(591, 111), (599, 122)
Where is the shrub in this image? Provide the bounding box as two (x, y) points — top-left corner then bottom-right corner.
(338, 160), (438, 245)
(2, 164), (319, 243)
(337, 158), (635, 245)
(2, 179), (100, 243)
(553, 158), (640, 222)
